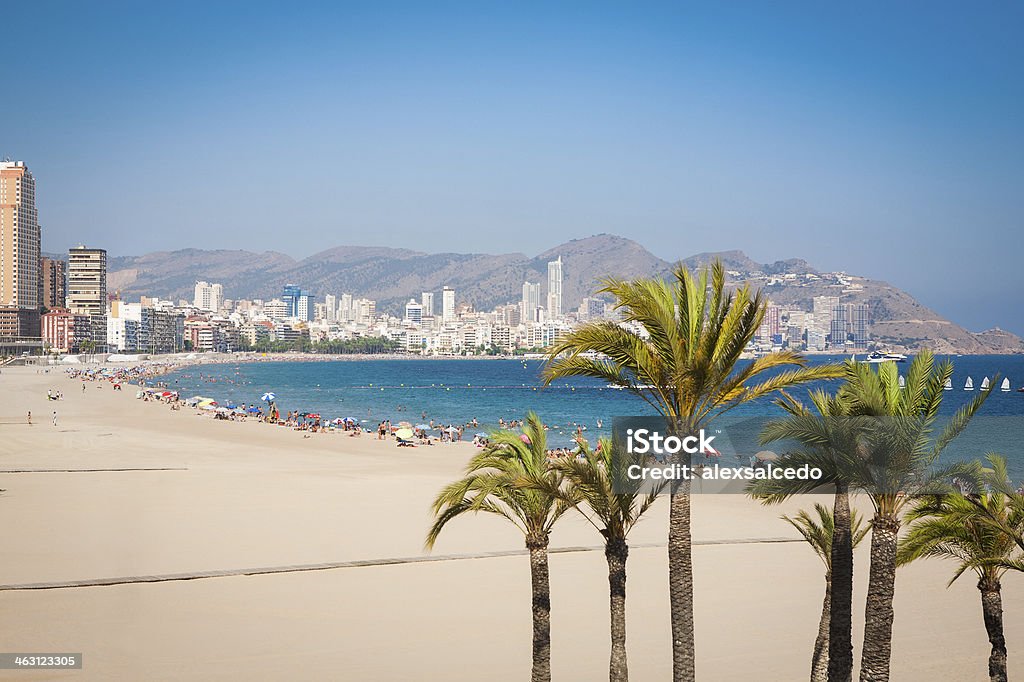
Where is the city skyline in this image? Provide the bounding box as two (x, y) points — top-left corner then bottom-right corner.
(2, 3), (1021, 337)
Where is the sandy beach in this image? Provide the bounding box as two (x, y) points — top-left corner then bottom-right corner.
(1, 364), (1020, 680)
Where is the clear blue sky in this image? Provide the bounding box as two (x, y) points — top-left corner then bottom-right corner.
(3, 1), (1022, 333)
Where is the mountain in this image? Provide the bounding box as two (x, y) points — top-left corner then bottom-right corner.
(104, 234), (1023, 354)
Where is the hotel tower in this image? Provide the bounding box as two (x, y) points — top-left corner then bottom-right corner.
(0, 160), (42, 339)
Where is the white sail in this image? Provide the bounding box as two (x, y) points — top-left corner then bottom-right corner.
(898, 375), (905, 389)
(965, 376), (974, 391)
(943, 378), (953, 391)
(1002, 377), (1011, 392)
(981, 377), (991, 391)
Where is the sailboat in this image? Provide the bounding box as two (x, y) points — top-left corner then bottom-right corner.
(981, 377), (991, 391)
(965, 376), (974, 391)
(1001, 377), (1011, 392)
(943, 378), (953, 391)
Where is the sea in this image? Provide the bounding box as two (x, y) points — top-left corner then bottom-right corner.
(160, 354), (1024, 479)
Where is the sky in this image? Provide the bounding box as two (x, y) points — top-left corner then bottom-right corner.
(3, 1), (1022, 334)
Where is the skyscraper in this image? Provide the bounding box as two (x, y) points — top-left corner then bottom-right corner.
(421, 291), (435, 318)
(325, 294), (337, 323)
(521, 281), (541, 323)
(547, 256), (562, 319)
(0, 161), (42, 341)
(405, 299), (423, 324)
(67, 246), (107, 348)
(442, 286), (455, 323)
(281, 284), (312, 321)
(193, 281), (223, 312)
(40, 256), (66, 310)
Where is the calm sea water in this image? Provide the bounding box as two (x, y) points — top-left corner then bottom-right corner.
(161, 355), (1024, 477)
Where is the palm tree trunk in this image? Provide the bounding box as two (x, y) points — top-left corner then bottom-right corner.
(606, 536), (630, 682)
(829, 483), (854, 682)
(812, 575), (832, 682)
(978, 577), (1007, 682)
(859, 514), (899, 682)
(669, 452), (695, 681)
(527, 533), (552, 682)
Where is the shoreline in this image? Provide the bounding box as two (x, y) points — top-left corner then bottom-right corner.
(1, 365), (1021, 680)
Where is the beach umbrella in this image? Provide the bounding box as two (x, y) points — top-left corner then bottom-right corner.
(307, 413), (321, 419)
(397, 421), (412, 428)
(755, 450), (779, 462)
(475, 432), (488, 438)
(395, 428), (415, 440)
(261, 392), (276, 402)
(225, 402), (237, 409)
(247, 407), (261, 414)
(160, 391), (173, 397)
(415, 424), (431, 430)
(198, 399), (217, 407)
(445, 427), (458, 435)
(343, 417), (357, 423)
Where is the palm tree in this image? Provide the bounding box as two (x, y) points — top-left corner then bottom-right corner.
(543, 260), (842, 680)
(783, 503), (869, 682)
(540, 437), (664, 681)
(897, 455), (1024, 682)
(752, 384), (870, 682)
(426, 412), (574, 682)
(840, 351), (993, 682)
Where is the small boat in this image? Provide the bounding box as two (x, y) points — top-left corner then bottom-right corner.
(898, 375), (906, 390)
(943, 378), (953, 391)
(1001, 378), (1011, 392)
(965, 376), (974, 391)
(981, 377), (991, 391)
(865, 351), (908, 364)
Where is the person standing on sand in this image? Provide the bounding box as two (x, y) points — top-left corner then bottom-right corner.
(27, 411), (32, 425)
(52, 411), (58, 427)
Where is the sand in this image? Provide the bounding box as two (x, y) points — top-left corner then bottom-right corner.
(0, 364), (1019, 680)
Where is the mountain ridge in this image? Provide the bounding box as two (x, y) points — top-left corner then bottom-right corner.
(101, 234), (1022, 354)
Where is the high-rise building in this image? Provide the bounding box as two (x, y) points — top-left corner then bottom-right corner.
(40, 256), (66, 310)
(339, 293), (353, 322)
(0, 161), (40, 311)
(547, 256), (563, 319)
(281, 284), (312, 321)
(193, 281), (223, 312)
(67, 246), (107, 348)
(0, 161), (42, 342)
(405, 299), (423, 324)
(421, 292), (435, 318)
(813, 296), (839, 334)
(442, 286), (455, 323)
(521, 281), (541, 323)
(325, 294), (337, 323)
(830, 303), (850, 347)
(67, 247), (107, 317)
(851, 303), (869, 349)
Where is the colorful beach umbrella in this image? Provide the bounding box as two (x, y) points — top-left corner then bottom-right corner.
(415, 424), (431, 430)
(261, 392), (276, 402)
(395, 428), (415, 440)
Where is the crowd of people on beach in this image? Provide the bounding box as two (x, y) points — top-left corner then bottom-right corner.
(54, 361), (606, 454)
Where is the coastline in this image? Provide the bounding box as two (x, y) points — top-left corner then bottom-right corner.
(1, 365), (1021, 679)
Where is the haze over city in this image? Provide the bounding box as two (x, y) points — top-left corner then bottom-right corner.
(2, 1), (1021, 333)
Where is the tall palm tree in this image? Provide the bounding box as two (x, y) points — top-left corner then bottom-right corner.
(897, 455), (1024, 682)
(543, 260), (842, 680)
(426, 412), (574, 682)
(840, 351), (993, 682)
(783, 503), (869, 682)
(538, 437), (664, 681)
(752, 384), (871, 682)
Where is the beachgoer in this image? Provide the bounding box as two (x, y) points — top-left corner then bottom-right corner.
(52, 411), (57, 427)
(27, 411), (32, 425)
